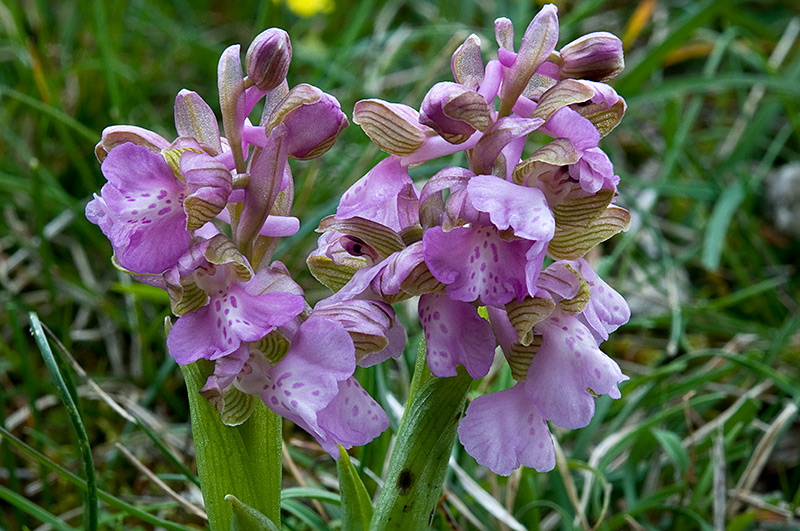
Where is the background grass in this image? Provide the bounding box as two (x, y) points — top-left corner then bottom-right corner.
(2, 0), (800, 529)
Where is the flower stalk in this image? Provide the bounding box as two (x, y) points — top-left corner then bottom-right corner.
(181, 360), (282, 530)
(371, 340), (472, 529)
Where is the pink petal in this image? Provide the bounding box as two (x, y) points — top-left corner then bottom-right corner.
(94, 143), (191, 274)
(572, 259), (630, 341)
(336, 157), (419, 232)
(458, 384), (555, 475)
(316, 377), (390, 457)
(419, 294), (495, 378)
(423, 225), (530, 305)
(525, 314), (627, 429)
(241, 317), (356, 439)
(467, 175), (555, 241)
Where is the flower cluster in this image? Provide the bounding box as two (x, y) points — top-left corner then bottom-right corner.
(88, 4), (630, 476)
(87, 29), (401, 457)
(308, 4), (630, 474)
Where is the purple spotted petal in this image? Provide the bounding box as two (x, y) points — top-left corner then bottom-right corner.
(525, 314), (627, 429)
(423, 225), (530, 305)
(571, 259), (630, 341)
(241, 317), (356, 439)
(316, 377), (390, 458)
(467, 175), (555, 241)
(167, 284), (304, 364)
(86, 142), (190, 274)
(458, 384), (555, 475)
(419, 294), (495, 378)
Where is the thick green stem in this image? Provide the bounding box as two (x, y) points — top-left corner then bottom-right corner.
(181, 360), (282, 530)
(371, 340), (472, 530)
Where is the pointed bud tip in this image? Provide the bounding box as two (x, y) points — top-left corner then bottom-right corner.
(560, 32), (624, 82)
(246, 28), (293, 91)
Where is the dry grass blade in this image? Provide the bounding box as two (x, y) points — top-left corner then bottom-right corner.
(712, 429), (726, 531)
(552, 438), (589, 531)
(41, 323), (137, 424)
(114, 442), (207, 520)
(729, 490), (796, 521)
(716, 17), (800, 158)
(727, 401), (799, 517)
(443, 488), (487, 531)
(448, 457), (526, 531)
(683, 380), (772, 448)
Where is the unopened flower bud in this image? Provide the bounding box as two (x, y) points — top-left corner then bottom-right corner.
(498, 4), (559, 117)
(559, 32), (624, 82)
(419, 82), (491, 144)
(245, 28), (292, 91)
(266, 84), (348, 160)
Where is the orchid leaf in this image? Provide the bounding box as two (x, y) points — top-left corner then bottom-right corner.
(227, 494), (281, 531)
(336, 446), (373, 531)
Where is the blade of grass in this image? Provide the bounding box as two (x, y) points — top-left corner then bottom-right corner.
(0, 426), (199, 531)
(281, 498), (330, 529)
(39, 320), (201, 488)
(701, 182), (746, 271)
(114, 441), (207, 520)
(281, 487), (341, 505)
(29, 311), (97, 531)
(0, 484), (77, 531)
(0, 85), (98, 143)
(626, 73), (800, 103)
(91, 0), (122, 120)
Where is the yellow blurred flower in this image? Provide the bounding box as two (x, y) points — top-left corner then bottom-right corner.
(284, 0), (334, 17)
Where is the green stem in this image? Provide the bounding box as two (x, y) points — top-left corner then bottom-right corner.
(181, 360), (282, 530)
(371, 339), (472, 530)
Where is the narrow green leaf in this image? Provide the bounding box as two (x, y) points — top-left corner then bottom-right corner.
(29, 312), (97, 531)
(227, 494), (281, 531)
(280, 499), (331, 529)
(0, 484), (77, 531)
(652, 429), (690, 472)
(336, 445), (373, 531)
(0, 86), (98, 143)
(701, 183), (745, 271)
(280, 487), (341, 504)
(0, 427), (198, 531)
